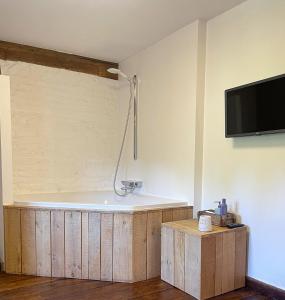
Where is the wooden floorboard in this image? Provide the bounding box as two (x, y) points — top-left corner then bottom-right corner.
(0, 273), (270, 300)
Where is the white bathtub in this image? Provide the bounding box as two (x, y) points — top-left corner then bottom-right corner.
(13, 191), (189, 211)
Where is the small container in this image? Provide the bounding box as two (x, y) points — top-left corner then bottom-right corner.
(220, 198), (228, 215)
(214, 201), (221, 215)
(198, 215), (212, 232)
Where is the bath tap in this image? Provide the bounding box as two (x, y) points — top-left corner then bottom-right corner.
(120, 180), (143, 194)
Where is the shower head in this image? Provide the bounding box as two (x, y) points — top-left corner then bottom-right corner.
(107, 68), (129, 79)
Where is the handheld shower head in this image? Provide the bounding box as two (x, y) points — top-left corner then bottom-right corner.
(107, 68), (129, 79)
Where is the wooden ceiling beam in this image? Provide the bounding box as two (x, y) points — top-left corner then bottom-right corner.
(0, 40), (118, 80)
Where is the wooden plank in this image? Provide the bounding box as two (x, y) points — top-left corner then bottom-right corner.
(147, 210), (162, 279)
(21, 209), (36, 275)
(100, 213), (113, 281)
(174, 230), (185, 290)
(64, 211), (82, 279)
(185, 234), (201, 299)
(4, 208), (21, 274)
(81, 212), (89, 279)
(215, 233), (223, 296)
(35, 210), (51, 277)
(221, 231), (236, 293)
(113, 213), (133, 282)
(187, 207), (193, 219)
(234, 229), (247, 289)
(51, 210), (65, 277)
(133, 213), (147, 282)
(88, 212), (101, 280)
(162, 209), (173, 223)
(161, 226), (174, 285)
(201, 236), (216, 299)
(172, 207), (190, 221)
(0, 40), (118, 80)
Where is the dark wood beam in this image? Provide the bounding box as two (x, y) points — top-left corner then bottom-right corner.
(0, 40), (118, 80)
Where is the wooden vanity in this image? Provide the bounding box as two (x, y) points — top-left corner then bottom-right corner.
(4, 205), (193, 282)
(161, 219), (247, 300)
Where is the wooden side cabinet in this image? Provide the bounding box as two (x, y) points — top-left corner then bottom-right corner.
(161, 219), (247, 300)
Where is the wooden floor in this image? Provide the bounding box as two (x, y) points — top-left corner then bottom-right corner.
(0, 273), (270, 300)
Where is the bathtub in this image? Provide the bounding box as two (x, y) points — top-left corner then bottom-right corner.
(5, 191), (192, 282)
(13, 190), (188, 211)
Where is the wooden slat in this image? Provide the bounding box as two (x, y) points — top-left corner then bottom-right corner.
(234, 229), (247, 289)
(35, 210), (51, 277)
(201, 236), (216, 299)
(174, 230), (185, 290)
(113, 214), (133, 282)
(0, 40), (118, 80)
(215, 233), (223, 296)
(21, 209), (36, 275)
(161, 226), (174, 285)
(162, 209), (173, 223)
(172, 207), (190, 221)
(65, 211), (82, 279)
(81, 212), (89, 279)
(187, 207), (193, 219)
(100, 213), (113, 281)
(184, 234), (201, 299)
(222, 231), (236, 293)
(88, 212), (101, 280)
(4, 208), (21, 274)
(147, 210), (162, 279)
(51, 210), (65, 277)
(133, 213), (147, 282)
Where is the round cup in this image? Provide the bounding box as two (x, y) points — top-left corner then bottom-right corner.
(198, 215), (212, 232)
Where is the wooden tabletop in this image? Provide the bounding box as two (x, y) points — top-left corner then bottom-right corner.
(162, 219), (246, 238)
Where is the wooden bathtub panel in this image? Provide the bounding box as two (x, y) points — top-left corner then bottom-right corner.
(81, 212), (89, 279)
(4, 205), (194, 282)
(133, 213), (147, 282)
(65, 211), (82, 279)
(172, 207), (190, 221)
(100, 213), (113, 281)
(162, 209), (173, 223)
(89, 212), (101, 280)
(36, 210), (51, 277)
(4, 208), (21, 274)
(21, 209), (36, 275)
(147, 210), (162, 279)
(113, 213), (133, 282)
(51, 210), (65, 277)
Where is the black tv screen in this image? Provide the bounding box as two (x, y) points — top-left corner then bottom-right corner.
(225, 74), (285, 137)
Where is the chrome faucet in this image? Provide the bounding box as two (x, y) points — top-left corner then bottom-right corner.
(121, 180), (143, 194)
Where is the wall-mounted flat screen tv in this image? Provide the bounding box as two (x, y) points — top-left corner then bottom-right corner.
(225, 74), (285, 137)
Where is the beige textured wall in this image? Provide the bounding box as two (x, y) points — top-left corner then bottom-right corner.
(0, 75), (13, 265)
(0, 60), (120, 195)
(203, 0), (285, 289)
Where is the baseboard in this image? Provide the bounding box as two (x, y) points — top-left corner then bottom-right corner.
(246, 276), (285, 300)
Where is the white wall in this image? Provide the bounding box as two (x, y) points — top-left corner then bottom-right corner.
(0, 75), (13, 265)
(203, 0), (285, 289)
(0, 61), (121, 196)
(119, 21), (206, 204)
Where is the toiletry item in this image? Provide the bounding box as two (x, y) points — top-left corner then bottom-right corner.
(214, 201), (221, 215)
(220, 198), (228, 215)
(198, 215), (212, 232)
